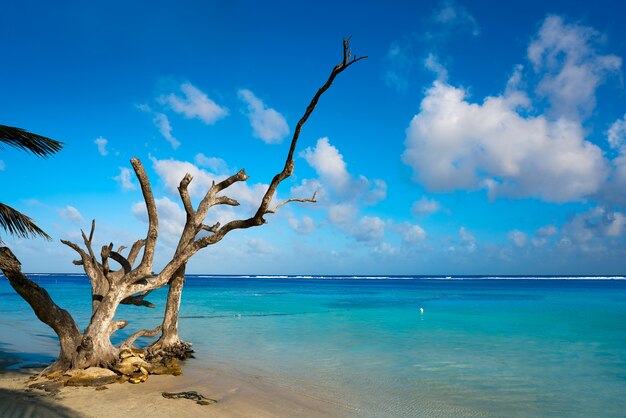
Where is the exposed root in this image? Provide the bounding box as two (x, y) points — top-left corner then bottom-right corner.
(146, 340), (194, 362)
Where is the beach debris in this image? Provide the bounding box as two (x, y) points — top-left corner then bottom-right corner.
(162, 390), (217, 405)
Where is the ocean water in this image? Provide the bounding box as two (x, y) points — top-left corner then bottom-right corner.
(2, 274), (626, 417)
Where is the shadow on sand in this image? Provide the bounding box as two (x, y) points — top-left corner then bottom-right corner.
(0, 387), (82, 418)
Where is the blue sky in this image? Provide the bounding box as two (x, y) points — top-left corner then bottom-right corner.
(2, 0), (626, 275)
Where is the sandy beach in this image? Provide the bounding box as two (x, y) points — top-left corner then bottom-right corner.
(0, 364), (355, 418)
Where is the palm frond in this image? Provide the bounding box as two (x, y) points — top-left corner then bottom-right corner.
(0, 125), (63, 157)
(0, 203), (51, 240)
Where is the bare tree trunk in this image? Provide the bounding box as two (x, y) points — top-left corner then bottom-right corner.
(148, 265), (192, 359)
(0, 247), (81, 373)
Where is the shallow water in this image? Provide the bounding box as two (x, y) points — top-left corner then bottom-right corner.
(2, 275), (626, 417)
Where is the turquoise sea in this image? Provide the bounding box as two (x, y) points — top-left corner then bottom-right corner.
(2, 274), (626, 417)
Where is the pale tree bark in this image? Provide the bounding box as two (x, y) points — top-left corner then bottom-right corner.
(1, 39), (366, 377)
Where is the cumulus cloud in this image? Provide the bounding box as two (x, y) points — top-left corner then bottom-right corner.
(58, 206), (84, 224)
(302, 137), (350, 193)
(301, 138), (386, 203)
(114, 167), (137, 190)
(328, 204), (358, 226)
(194, 153), (228, 172)
(238, 89), (290, 144)
(400, 223), (427, 244)
(403, 16), (624, 204)
(507, 230), (527, 247)
(351, 216), (386, 242)
(132, 197), (185, 241)
(160, 82), (228, 125)
(528, 16), (621, 120)
(403, 80), (607, 202)
(94, 136), (108, 156)
(412, 196), (441, 216)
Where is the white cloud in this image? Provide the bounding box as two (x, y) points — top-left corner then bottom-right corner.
(361, 177), (388, 205)
(328, 204), (358, 226)
(528, 15), (621, 120)
(58, 206), (84, 224)
(132, 197), (185, 241)
(400, 223), (427, 244)
(302, 137), (350, 193)
(94, 136), (108, 156)
(424, 53), (448, 82)
(160, 82), (228, 125)
(352, 216), (385, 242)
(608, 114), (626, 149)
(194, 153), (228, 173)
(153, 113), (180, 150)
(560, 207), (626, 254)
(288, 215), (315, 235)
(114, 167), (137, 190)
(238, 89), (290, 144)
(412, 196), (441, 216)
(402, 80), (607, 202)
(507, 230), (527, 247)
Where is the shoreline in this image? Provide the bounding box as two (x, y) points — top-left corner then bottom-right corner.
(0, 362), (355, 418)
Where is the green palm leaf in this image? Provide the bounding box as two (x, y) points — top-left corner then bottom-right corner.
(0, 203), (51, 241)
(0, 125), (63, 157)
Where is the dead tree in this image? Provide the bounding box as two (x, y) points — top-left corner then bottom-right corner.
(0, 39), (365, 378)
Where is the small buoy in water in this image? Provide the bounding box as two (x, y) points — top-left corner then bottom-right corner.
(420, 307), (424, 315)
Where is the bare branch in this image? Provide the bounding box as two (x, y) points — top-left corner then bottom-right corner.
(127, 239), (146, 265)
(178, 173), (194, 218)
(120, 325), (162, 350)
(130, 158), (158, 272)
(100, 243), (113, 278)
(121, 290), (155, 308)
(117, 245), (127, 253)
(266, 192), (317, 214)
(200, 222), (220, 234)
(108, 320), (128, 336)
(196, 169), (249, 220)
(195, 38), (365, 248)
(88, 219), (95, 243)
(214, 196), (240, 206)
(61, 239), (89, 262)
(109, 251), (132, 274)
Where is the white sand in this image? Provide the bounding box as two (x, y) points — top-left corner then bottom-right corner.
(0, 364), (357, 418)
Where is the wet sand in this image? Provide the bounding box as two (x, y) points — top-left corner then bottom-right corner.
(0, 364), (356, 418)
